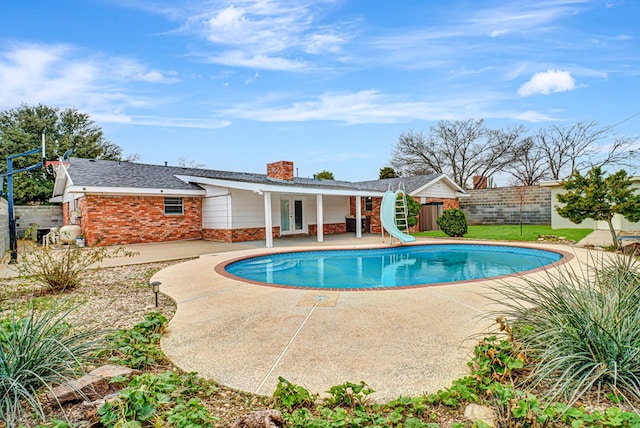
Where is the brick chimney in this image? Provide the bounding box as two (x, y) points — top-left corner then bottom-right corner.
(473, 176), (488, 189)
(267, 161), (294, 181)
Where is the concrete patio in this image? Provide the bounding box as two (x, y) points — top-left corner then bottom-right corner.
(149, 236), (597, 402)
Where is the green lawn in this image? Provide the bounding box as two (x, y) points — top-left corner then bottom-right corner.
(413, 224), (593, 242)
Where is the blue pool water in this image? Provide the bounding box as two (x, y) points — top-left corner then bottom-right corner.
(224, 244), (563, 289)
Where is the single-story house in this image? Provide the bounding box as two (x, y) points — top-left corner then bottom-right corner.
(52, 158), (468, 247)
(541, 177), (640, 232)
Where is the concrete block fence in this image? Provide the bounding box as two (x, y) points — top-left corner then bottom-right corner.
(459, 186), (551, 225)
(0, 199), (8, 257)
(14, 205), (63, 236)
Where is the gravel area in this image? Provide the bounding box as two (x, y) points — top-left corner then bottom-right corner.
(1, 261), (179, 330)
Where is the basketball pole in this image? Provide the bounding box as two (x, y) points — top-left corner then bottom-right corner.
(1, 130), (46, 262)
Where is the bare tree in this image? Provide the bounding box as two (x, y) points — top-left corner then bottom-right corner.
(505, 136), (548, 186)
(537, 121), (606, 180)
(391, 119), (519, 189)
(177, 156), (205, 169)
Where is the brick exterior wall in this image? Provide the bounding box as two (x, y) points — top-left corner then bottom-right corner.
(423, 198), (459, 210)
(62, 202), (70, 225)
(267, 161), (294, 181)
(308, 223), (347, 236)
(350, 196), (383, 233)
(459, 186), (551, 225)
(77, 195), (202, 246)
(202, 227), (281, 242)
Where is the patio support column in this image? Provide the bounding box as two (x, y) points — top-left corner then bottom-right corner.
(355, 195), (362, 238)
(316, 194), (324, 243)
(263, 191), (273, 248)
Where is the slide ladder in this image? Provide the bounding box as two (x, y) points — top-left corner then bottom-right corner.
(380, 183), (416, 244)
(395, 183), (409, 232)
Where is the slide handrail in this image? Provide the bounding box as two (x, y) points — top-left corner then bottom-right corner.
(380, 190), (416, 243)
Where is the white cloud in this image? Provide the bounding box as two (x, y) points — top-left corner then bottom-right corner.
(180, 0), (351, 70)
(517, 69), (576, 96)
(221, 89), (556, 124)
(206, 51), (309, 71)
(0, 43), (222, 130)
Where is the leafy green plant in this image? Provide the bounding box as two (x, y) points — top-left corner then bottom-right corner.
(98, 371), (217, 427)
(398, 193), (421, 228)
(274, 376), (318, 410)
(436, 208), (468, 237)
(323, 381), (375, 408)
(104, 312), (168, 369)
(18, 242), (136, 292)
(0, 304), (102, 426)
(490, 252), (640, 407)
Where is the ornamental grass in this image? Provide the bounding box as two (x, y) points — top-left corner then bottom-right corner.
(492, 252), (640, 409)
(0, 303), (103, 426)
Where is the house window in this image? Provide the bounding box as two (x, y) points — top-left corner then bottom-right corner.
(365, 197), (373, 211)
(164, 197), (184, 215)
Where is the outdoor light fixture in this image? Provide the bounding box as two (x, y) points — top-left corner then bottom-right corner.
(151, 281), (161, 307)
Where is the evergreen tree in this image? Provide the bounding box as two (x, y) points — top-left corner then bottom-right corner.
(556, 166), (640, 247)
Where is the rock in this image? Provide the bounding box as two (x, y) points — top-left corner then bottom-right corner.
(623, 242), (640, 255)
(231, 409), (285, 428)
(48, 364), (141, 404)
(464, 403), (496, 427)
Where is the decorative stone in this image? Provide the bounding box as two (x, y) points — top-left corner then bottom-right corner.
(231, 409), (285, 428)
(464, 403), (496, 427)
(623, 242), (640, 255)
(48, 364), (141, 404)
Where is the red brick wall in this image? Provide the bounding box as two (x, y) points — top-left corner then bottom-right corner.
(62, 202), (70, 225)
(267, 161), (294, 181)
(202, 227), (281, 242)
(308, 223), (347, 236)
(350, 196), (382, 233)
(424, 198), (459, 210)
(80, 195), (202, 246)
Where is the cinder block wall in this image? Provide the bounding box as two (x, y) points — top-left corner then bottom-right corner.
(14, 205), (63, 235)
(460, 186), (551, 225)
(0, 199), (8, 257)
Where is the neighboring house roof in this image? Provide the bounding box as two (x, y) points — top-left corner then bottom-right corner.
(53, 158), (468, 198)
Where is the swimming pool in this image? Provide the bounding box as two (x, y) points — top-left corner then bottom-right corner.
(223, 244), (565, 289)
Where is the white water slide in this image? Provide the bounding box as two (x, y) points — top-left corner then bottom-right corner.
(380, 190), (416, 243)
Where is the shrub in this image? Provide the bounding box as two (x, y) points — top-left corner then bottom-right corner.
(399, 194), (421, 229)
(436, 208), (468, 237)
(491, 253), (640, 407)
(0, 304), (103, 426)
(18, 243), (136, 292)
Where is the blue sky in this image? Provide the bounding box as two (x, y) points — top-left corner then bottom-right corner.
(1, 0), (638, 181)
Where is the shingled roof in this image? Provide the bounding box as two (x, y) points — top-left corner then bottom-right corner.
(57, 158), (459, 195)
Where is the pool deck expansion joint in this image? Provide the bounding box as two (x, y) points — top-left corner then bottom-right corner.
(255, 300), (321, 395)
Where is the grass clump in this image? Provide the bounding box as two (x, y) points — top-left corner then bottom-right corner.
(0, 304), (103, 426)
(491, 253), (640, 408)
